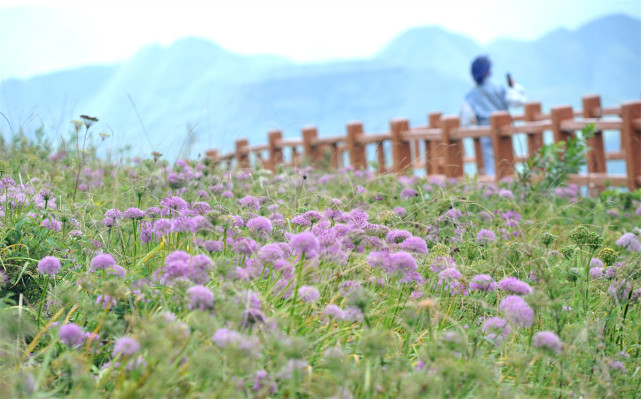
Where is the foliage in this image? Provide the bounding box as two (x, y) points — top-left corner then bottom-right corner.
(519, 123), (595, 191)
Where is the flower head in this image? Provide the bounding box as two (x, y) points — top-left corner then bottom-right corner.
(532, 331), (562, 355)
(500, 295), (534, 328)
(187, 285), (214, 310)
(113, 337), (140, 357)
(59, 323), (85, 347)
(498, 277), (533, 295)
(37, 256), (61, 277)
(290, 232), (320, 258)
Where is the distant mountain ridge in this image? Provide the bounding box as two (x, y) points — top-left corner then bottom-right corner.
(1, 14), (639, 160)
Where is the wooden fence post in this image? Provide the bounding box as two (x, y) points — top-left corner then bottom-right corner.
(583, 95), (606, 175)
(551, 105), (574, 144)
(524, 102), (544, 157)
(235, 138), (250, 169)
(426, 112), (443, 175)
(346, 122), (367, 170)
(268, 129), (283, 171)
(302, 126), (320, 166)
(376, 141), (386, 174)
(391, 118), (412, 174)
(621, 101), (641, 190)
(440, 116), (464, 178)
(490, 111), (515, 180)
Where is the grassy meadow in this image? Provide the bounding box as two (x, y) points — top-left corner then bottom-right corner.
(0, 121), (640, 398)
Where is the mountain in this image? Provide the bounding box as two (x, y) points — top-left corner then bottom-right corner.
(0, 14), (639, 160)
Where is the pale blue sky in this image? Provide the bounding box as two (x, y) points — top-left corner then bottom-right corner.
(0, 0), (639, 79)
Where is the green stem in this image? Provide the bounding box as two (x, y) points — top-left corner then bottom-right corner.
(37, 275), (50, 328)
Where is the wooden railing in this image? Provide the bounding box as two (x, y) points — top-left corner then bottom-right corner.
(205, 94), (641, 191)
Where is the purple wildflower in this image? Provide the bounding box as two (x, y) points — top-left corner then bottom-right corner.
(37, 256), (61, 277)
(41, 218), (61, 232)
(258, 243), (285, 263)
(438, 267), (462, 281)
(231, 237), (259, 255)
(500, 295), (534, 328)
(290, 232), (320, 258)
(393, 207), (407, 217)
(615, 233), (641, 252)
(298, 286), (320, 303)
(323, 304), (344, 320)
(123, 208), (145, 220)
(202, 240), (224, 252)
(241, 308), (266, 328)
(476, 229), (497, 244)
(589, 267), (604, 280)
(498, 277), (533, 295)
(239, 196), (260, 210)
(247, 216), (273, 234)
(187, 285), (214, 310)
(532, 331), (562, 355)
(90, 253), (117, 271)
(104, 209), (123, 220)
(386, 229), (412, 244)
(482, 317), (511, 345)
(106, 265), (126, 279)
(400, 187), (418, 199)
(113, 337), (140, 357)
(399, 236), (428, 254)
(430, 256), (456, 273)
(59, 323), (85, 347)
(469, 274), (497, 292)
(212, 328), (242, 348)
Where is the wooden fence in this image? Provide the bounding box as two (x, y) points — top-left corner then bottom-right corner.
(205, 94), (641, 191)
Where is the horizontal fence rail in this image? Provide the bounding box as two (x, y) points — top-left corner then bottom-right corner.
(208, 94), (641, 192)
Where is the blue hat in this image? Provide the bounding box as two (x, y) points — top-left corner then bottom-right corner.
(471, 56), (491, 84)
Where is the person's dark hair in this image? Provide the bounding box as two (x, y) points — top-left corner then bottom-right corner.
(471, 56), (491, 85)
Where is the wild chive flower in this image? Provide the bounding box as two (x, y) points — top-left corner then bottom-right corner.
(290, 232), (320, 258)
(187, 285), (214, 310)
(59, 323), (85, 347)
(323, 304), (345, 320)
(438, 267), (462, 281)
(202, 240), (224, 253)
(41, 218), (62, 232)
(430, 256), (456, 273)
(239, 196), (260, 210)
(400, 187), (418, 199)
(105, 208), (123, 220)
(247, 216), (272, 234)
(469, 274), (497, 292)
(482, 317), (511, 345)
(113, 337), (140, 357)
(123, 207), (145, 220)
(212, 328), (242, 348)
(241, 308), (266, 328)
(231, 237), (259, 255)
(498, 277), (533, 295)
(589, 267), (604, 280)
(500, 295), (534, 328)
(258, 243), (285, 263)
(532, 331), (562, 355)
(386, 229), (412, 244)
(476, 229), (497, 244)
(298, 286), (320, 303)
(615, 233), (641, 252)
(90, 253), (117, 271)
(37, 256), (61, 277)
(106, 265), (126, 279)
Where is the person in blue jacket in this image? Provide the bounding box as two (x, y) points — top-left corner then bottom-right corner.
(460, 55), (526, 176)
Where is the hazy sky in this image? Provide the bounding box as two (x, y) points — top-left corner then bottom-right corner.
(0, 0), (639, 79)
